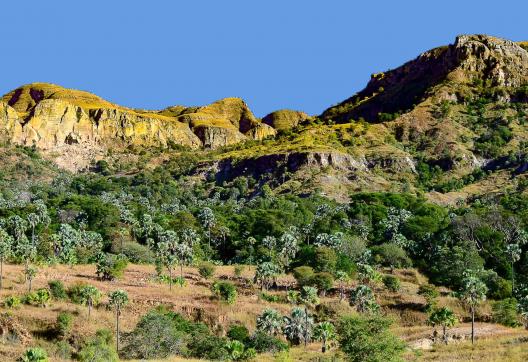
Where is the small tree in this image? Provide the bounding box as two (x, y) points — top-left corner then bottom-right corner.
(458, 275), (487, 344)
(0, 227), (13, 289)
(313, 321), (336, 353)
(20, 347), (48, 362)
(108, 290), (129, 352)
(256, 308), (283, 336)
(26, 265), (37, 292)
(505, 243), (522, 293)
(427, 307), (457, 344)
(211, 281), (237, 304)
(254, 262), (281, 291)
(198, 261), (216, 279)
(335, 271), (350, 302)
(80, 285), (102, 317)
(350, 285), (379, 314)
(283, 307), (314, 346)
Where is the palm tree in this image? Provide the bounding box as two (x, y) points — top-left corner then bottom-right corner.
(0, 227), (13, 289)
(335, 271), (349, 302)
(26, 213), (40, 247)
(174, 242), (193, 280)
(313, 321), (336, 353)
(108, 290), (129, 352)
(198, 207), (215, 248)
(25, 266), (37, 292)
(256, 308), (283, 336)
(458, 275), (487, 344)
(262, 236), (276, 259)
(427, 307), (457, 344)
(505, 243), (521, 293)
(349, 285), (379, 313)
(254, 262), (281, 291)
(80, 285), (102, 317)
(283, 307), (313, 346)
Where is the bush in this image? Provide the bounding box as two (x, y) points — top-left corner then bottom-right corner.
(309, 272), (334, 296)
(313, 247), (337, 273)
(371, 243), (411, 270)
(48, 280), (67, 300)
(337, 314), (405, 362)
(121, 309), (186, 359)
(492, 298), (521, 327)
(198, 262), (216, 279)
(118, 242), (154, 264)
(4, 295), (21, 309)
(20, 347), (48, 362)
(248, 331), (289, 353)
(68, 283), (88, 304)
(56, 312), (73, 339)
(293, 266), (314, 287)
(227, 324), (250, 343)
(187, 333), (228, 360)
(382, 275), (401, 292)
(96, 253), (128, 281)
(78, 329), (118, 362)
(211, 281), (237, 304)
(23, 289), (51, 307)
(234, 265), (244, 278)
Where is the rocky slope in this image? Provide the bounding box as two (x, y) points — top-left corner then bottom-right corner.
(0, 83), (276, 158)
(4, 35), (528, 204)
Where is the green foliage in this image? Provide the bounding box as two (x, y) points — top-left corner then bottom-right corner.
(256, 308), (283, 336)
(23, 288), (51, 307)
(248, 331), (288, 353)
(382, 275), (401, 292)
(492, 298), (521, 327)
(198, 261), (216, 279)
(372, 244), (411, 269)
(309, 272), (334, 296)
(292, 266), (314, 287)
(48, 280), (66, 300)
(56, 312), (73, 339)
(96, 253), (128, 281)
(337, 314), (405, 362)
(418, 284), (439, 312)
(313, 247), (337, 273)
(350, 285), (379, 314)
(211, 281), (237, 304)
(227, 324), (250, 343)
(20, 347), (48, 362)
(77, 329), (118, 362)
(4, 295), (21, 309)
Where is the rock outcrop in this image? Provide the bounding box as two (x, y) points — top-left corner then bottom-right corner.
(262, 109), (313, 131)
(0, 83), (277, 153)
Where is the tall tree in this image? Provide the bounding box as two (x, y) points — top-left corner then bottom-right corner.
(108, 290), (129, 352)
(458, 275), (487, 344)
(505, 243), (521, 293)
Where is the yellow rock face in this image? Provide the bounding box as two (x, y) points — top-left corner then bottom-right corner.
(0, 83), (278, 152)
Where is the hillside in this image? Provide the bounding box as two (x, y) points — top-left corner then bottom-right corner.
(3, 34), (528, 362)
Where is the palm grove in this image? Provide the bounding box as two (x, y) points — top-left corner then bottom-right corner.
(2, 148), (528, 361)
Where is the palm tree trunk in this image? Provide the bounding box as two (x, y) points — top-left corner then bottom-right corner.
(471, 307), (475, 345)
(28, 278), (32, 292)
(443, 325), (447, 345)
(88, 299), (92, 317)
(322, 337), (326, 353)
(0, 258), (3, 290)
(116, 309), (120, 352)
(512, 261), (515, 295)
(169, 267), (173, 291)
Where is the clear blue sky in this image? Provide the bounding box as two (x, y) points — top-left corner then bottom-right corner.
(1, 0), (527, 117)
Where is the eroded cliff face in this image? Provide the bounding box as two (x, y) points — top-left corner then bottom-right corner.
(0, 84), (277, 155)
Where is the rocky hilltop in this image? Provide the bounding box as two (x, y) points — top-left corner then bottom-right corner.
(3, 34), (528, 204)
(0, 83), (276, 154)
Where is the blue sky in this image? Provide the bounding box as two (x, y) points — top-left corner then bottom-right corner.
(1, 0), (527, 117)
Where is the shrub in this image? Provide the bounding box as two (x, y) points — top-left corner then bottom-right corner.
(118, 242), (154, 264)
(23, 289), (50, 307)
(309, 272), (334, 296)
(418, 284), (439, 311)
(48, 280), (67, 300)
(68, 283), (88, 304)
(4, 295), (21, 309)
(382, 275), (401, 292)
(187, 333), (228, 360)
(211, 281), (237, 304)
(337, 314), (405, 362)
(56, 312), (73, 339)
(121, 309), (186, 359)
(293, 266), (314, 287)
(78, 329), (118, 362)
(96, 253), (128, 281)
(313, 247), (337, 273)
(198, 262), (216, 279)
(372, 243), (411, 270)
(248, 331), (289, 353)
(234, 265), (244, 278)
(20, 347), (48, 362)
(227, 324), (250, 343)
(260, 292), (285, 303)
(492, 298), (521, 327)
